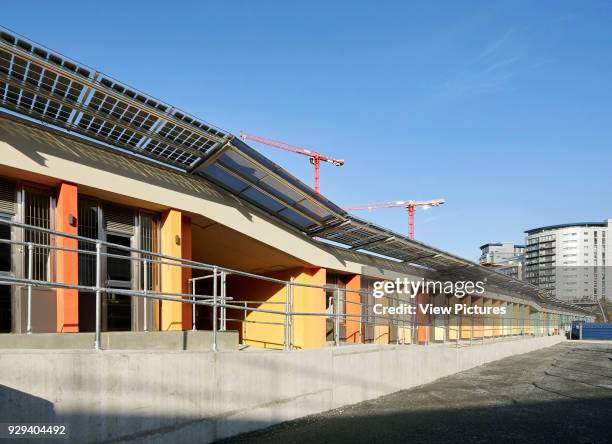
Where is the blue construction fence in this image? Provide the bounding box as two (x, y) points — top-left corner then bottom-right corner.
(571, 321), (612, 340)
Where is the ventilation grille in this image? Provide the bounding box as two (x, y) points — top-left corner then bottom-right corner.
(0, 178), (16, 214)
(104, 205), (134, 235)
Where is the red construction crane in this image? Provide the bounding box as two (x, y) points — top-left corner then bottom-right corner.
(346, 199), (445, 240)
(239, 132), (344, 193)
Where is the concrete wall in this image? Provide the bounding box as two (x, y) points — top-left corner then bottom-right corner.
(0, 336), (564, 443)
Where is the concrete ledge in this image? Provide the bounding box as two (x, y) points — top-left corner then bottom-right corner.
(0, 335), (565, 443)
(0, 330), (239, 350)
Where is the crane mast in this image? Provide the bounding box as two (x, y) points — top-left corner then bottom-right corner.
(239, 132), (344, 193)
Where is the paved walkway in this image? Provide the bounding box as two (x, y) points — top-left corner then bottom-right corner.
(221, 341), (612, 443)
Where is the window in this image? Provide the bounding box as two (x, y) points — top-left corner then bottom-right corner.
(0, 216), (11, 273)
(23, 188), (50, 281)
(106, 234), (132, 283)
(139, 213), (159, 291)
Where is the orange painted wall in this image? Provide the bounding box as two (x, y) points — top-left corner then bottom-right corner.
(344, 274), (361, 343)
(55, 182), (79, 332)
(180, 215), (192, 330)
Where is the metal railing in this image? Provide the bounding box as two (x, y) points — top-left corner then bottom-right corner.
(0, 220), (573, 351)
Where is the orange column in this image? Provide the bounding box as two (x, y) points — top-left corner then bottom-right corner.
(344, 274), (361, 343)
(181, 215), (192, 330)
(55, 182), (79, 332)
(416, 292), (430, 343)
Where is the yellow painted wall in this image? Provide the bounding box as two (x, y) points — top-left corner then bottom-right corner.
(513, 303), (520, 335)
(397, 326), (412, 344)
(460, 295), (472, 339)
(239, 267), (326, 350)
(292, 268), (327, 349)
(483, 298), (492, 337)
(433, 293), (446, 342)
(492, 299), (501, 337)
(160, 209), (184, 331)
(472, 296), (484, 338)
(448, 295), (460, 340)
(503, 302), (512, 336)
(524, 305), (530, 335)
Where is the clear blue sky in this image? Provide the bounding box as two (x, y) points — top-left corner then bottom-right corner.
(4, 1), (612, 260)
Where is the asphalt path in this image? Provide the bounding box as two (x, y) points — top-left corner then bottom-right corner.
(220, 341), (612, 443)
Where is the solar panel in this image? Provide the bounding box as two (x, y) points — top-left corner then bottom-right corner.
(0, 28), (349, 234)
(0, 30), (228, 170)
(199, 144), (344, 231)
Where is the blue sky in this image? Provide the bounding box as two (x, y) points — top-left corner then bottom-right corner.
(3, 1), (612, 260)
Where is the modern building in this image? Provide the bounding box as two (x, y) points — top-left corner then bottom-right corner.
(479, 242), (525, 280)
(479, 242), (525, 265)
(0, 29), (588, 349)
(524, 221), (611, 302)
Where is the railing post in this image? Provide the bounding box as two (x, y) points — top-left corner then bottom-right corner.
(221, 271), (227, 332)
(284, 280), (290, 351)
(95, 242), (102, 350)
(26, 242), (33, 334)
(212, 266), (218, 352)
(334, 286), (341, 347)
(191, 278), (196, 331)
(289, 277), (294, 349)
(143, 259), (148, 332)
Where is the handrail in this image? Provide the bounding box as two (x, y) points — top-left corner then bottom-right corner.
(0, 219), (579, 351)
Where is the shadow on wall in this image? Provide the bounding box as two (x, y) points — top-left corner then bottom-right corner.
(0, 384), (611, 444)
(0, 384), (55, 422)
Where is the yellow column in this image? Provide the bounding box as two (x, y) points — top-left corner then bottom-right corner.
(160, 209), (184, 331)
(524, 305), (530, 335)
(492, 300), (501, 337)
(292, 267), (326, 349)
(460, 295), (472, 339)
(448, 295), (460, 341)
(513, 303), (520, 335)
(483, 298), (492, 337)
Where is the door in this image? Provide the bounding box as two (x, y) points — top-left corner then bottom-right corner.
(0, 215), (12, 332)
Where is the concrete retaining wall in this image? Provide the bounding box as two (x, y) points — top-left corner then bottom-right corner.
(0, 335), (564, 443)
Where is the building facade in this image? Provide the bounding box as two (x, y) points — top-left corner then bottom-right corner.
(524, 221), (611, 302)
(0, 29), (588, 346)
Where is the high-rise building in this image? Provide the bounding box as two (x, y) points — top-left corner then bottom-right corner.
(524, 220), (611, 302)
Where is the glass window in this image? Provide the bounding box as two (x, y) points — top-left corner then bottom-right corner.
(0, 219), (10, 273)
(106, 233), (131, 283)
(23, 188), (50, 281)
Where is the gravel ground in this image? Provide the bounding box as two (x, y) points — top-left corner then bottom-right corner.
(219, 341), (612, 444)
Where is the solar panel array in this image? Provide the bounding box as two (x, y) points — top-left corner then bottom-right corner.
(314, 215), (551, 300)
(0, 30), (228, 170)
(199, 144), (345, 231)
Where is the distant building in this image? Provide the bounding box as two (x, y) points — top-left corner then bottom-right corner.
(479, 242), (525, 280)
(524, 220), (611, 302)
(479, 242), (525, 265)
(494, 258), (524, 281)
